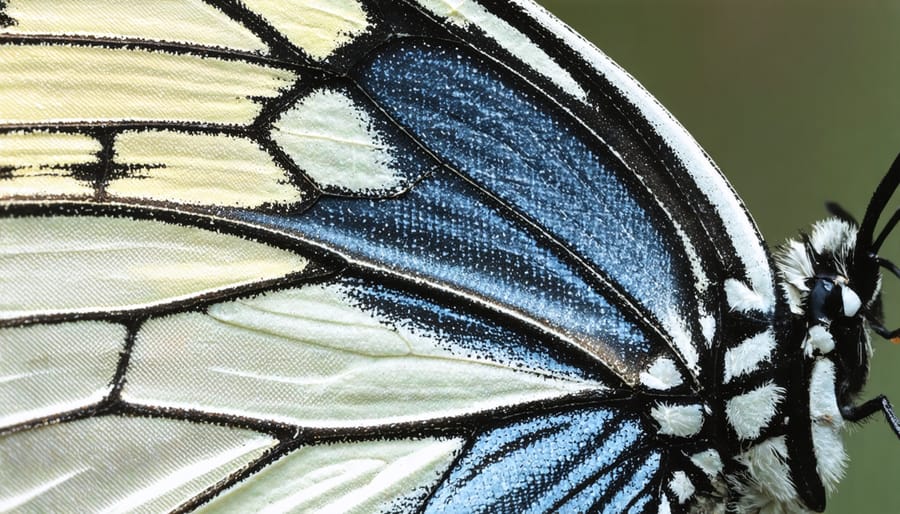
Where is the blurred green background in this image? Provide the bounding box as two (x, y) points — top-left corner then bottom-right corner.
(536, 1), (900, 512)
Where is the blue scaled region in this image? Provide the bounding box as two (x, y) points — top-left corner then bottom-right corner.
(355, 39), (698, 346)
(424, 408), (653, 513)
(336, 275), (608, 383)
(242, 164), (654, 370)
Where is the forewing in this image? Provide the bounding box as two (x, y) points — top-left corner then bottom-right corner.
(0, 0), (778, 512)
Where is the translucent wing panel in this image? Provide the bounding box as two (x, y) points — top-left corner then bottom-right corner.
(0, 214), (311, 320)
(0, 416), (276, 512)
(123, 275), (609, 427)
(0, 321), (124, 428)
(202, 438), (464, 513)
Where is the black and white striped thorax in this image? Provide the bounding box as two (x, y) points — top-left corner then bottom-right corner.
(635, 220), (870, 513)
(642, 157), (900, 513)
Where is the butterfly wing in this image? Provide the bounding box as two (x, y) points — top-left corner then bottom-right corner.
(0, 1), (778, 512)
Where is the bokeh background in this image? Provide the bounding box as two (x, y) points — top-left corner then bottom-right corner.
(536, 1), (900, 512)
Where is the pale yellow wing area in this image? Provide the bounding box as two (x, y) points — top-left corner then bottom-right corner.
(0, 131), (98, 198)
(0, 42), (303, 207)
(0, 0), (384, 209)
(0, 44), (294, 126)
(109, 130), (305, 208)
(0, 0), (268, 52)
(241, 0), (369, 60)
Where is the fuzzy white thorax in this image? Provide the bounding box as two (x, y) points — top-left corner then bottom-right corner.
(725, 249), (853, 514)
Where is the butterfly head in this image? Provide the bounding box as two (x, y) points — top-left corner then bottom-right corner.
(777, 153), (899, 430)
(767, 157), (899, 511)
(778, 219), (876, 397)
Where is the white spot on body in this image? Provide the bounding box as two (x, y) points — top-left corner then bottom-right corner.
(725, 382), (784, 440)
(723, 330), (776, 383)
(669, 471), (695, 504)
(841, 286), (861, 317)
(639, 356), (684, 390)
(776, 239), (815, 315)
(809, 219), (856, 257)
(725, 279), (769, 313)
(803, 325), (835, 356)
(690, 449), (723, 478)
(734, 436), (801, 509)
(651, 403), (704, 437)
(809, 359), (847, 492)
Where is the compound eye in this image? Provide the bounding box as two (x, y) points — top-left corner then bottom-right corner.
(809, 277), (843, 324)
(841, 286), (862, 317)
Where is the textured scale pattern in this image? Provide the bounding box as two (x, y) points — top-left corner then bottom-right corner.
(1, 1), (855, 513)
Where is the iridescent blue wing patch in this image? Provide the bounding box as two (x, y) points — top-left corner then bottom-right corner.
(0, 1), (781, 512)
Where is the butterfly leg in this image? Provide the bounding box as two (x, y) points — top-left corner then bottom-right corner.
(872, 323), (900, 343)
(841, 395), (900, 438)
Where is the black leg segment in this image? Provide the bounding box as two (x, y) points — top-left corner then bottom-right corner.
(842, 395), (900, 438)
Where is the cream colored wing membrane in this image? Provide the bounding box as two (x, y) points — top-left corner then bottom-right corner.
(123, 283), (599, 427)
(108, 130), (305, 208)
(0, 215), (309, 320)
(0, 416), (276, 512)
(0, 44), (295, 125)
(201, 438), (463, 513)
(414, 0), (586, 100)
(0, 130), (308, 209)
(273, 88), (403, 194)
(0, 0), (267, 53)
(241, 0), (369, 60)
(0, 321), (124, 428)
(0, 131), (98, 198)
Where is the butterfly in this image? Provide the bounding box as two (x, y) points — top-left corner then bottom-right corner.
(1, 1), (897, 513)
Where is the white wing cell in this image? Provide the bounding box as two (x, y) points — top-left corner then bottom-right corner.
(122, 283), (599, 427)
(0, 215), (310, 320)
(201, 438), (463, 513)
(0, 415), (276, 512)
(0, 321), (124, 428)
